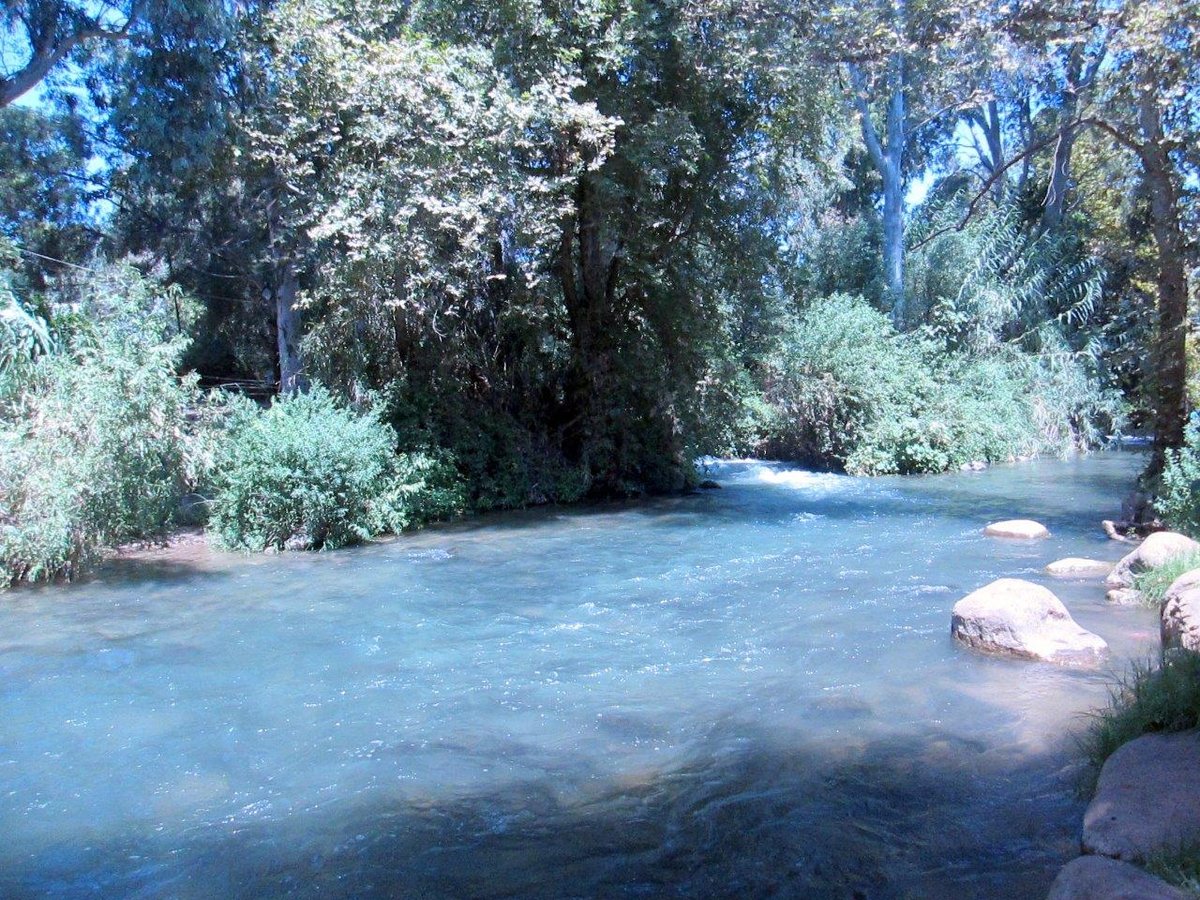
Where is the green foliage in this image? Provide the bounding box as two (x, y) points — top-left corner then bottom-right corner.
(1159, 416), (1200, 537)
(1079, 652), (1200, 793)
(1132, 550), (1200, 606)
(208, 387), (465, 552)
(756, 294), (1118, 475)
(0, 268), (198, 587)
(1145, 843), (1200, 896)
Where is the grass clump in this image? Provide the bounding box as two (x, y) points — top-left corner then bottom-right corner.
(1146, 843), (1200, 896)
(1132, 551), (1200, 606)
(1079, 652), (1200, 793)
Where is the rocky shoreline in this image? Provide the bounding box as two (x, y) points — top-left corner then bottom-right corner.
(951, 520), (1200, 898)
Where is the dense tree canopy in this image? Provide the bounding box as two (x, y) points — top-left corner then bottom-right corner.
(0, 0), (1195, 540)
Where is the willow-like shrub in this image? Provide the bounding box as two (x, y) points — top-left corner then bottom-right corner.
(0, 327), (196, 587)
(208, 388), (465, 552)
(758, 294), (1120, 475)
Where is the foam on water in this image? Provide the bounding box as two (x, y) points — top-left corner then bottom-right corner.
(0, 452), (1158, 898)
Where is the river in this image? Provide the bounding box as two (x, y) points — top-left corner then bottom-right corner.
(0, 454), (1159, 898)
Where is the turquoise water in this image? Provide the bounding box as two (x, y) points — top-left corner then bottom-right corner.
(0, 455), (1159, 898)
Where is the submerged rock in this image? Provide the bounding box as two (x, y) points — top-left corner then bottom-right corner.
(1161, 570), (1200, 652)
(1105, 588), (1144, 606)
(959, 460), (987, 472)
(1046, 558), (1114, 578)
(1106, 532), (1200, 589)
(983, 519), (1050, 539)
(1046, 856), (1188, 900)
(699, 480), (721, 490)
(951, 578), (1107, 663)
(1083, 731), (1200, 862)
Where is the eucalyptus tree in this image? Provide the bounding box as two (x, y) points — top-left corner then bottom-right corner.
(1006, 0), (1200, 471)
(0, 1), (137, 108)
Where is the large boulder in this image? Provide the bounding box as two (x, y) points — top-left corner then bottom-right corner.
(1161, 569), (1200, 652)
(1106, 532), (1200, 589)
(1046, 558), (1114, 578)
(1046, 856), (1188, 900)
(1082, 731), (1200, 862)
(984, 519), (1050, 539)
(951, 578), (1107, 663)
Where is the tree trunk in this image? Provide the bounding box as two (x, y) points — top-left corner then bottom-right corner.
(1041, 96), (1078, 233)
(274, 258), (305, 395)
(1138, 94), (1189, 477)
(848, 46), (906, 328)
(267, 197), (305, 395)
(881, 62), (906, 326)
(558, 173), (618, 480)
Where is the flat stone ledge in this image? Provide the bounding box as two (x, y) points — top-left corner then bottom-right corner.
(1046, 558), (1114, 578)
(1046, 856), (1189, 900)
(1083, 731), (1200, 862)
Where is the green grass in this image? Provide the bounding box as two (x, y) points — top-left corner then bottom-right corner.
(1132, 550), (1200, 606)
(1146, 842), (1200, 897)
(1079, 652), (1200, 794)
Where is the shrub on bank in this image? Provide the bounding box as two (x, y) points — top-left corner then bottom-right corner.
(0, 277), (197, 587)
(1158, 415), (1200, 537)
(208, 388), (465, 552)
(757, 294), (1121, 475)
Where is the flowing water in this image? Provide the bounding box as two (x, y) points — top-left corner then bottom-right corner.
(0, 454), (1161, 898)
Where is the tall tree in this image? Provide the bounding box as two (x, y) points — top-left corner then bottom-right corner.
(0, 1), (136, 107)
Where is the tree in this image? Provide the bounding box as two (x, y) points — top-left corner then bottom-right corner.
(0, 1), (136, 107)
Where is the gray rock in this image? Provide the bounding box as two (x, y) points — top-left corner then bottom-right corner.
(699, 480), (721, 490)
(1082, 731), (1200, 862)
(984, 519), (1050, 539)
(1106, 532), (1200, 589)
(1046, 856), (1188, 900)
(951, 578), (1107, 663)
(1161, 570), (1200, 652)
(1046, 558), (1114, 578)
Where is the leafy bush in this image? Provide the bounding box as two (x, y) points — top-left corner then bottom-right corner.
(757, 294), (1121, 475)
(758, 295), (931, 469)
(0, 276), (198, 586)
(208, 388), (465, 552)
(1159, 415), (1200, 536)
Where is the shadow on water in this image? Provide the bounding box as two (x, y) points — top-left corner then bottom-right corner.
(2, 719), (1085, 900)
(0, 454), (1150, 899)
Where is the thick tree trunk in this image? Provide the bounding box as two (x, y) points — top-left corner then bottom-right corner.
(1041, 118), (1080, 232)
(558, 174), (618, 478)
(1138, 95), (1189, 477)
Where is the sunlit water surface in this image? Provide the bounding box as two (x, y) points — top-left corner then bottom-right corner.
(0, 454), (1160, 898)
